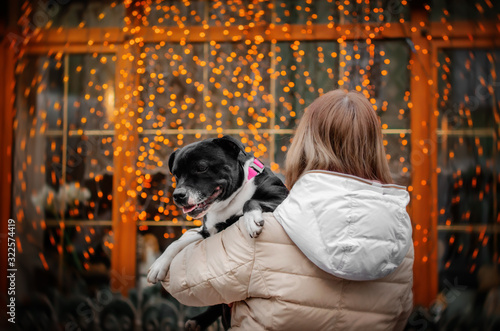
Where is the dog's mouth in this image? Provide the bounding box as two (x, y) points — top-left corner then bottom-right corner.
(181, 186), (223, 217)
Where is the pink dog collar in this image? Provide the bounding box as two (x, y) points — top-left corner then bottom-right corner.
(248, 158), (264, 180)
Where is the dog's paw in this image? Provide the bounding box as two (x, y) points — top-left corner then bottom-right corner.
(244, 209), (264, 238)
(184, 319), (201, 331)
(147, 257), (171, 284)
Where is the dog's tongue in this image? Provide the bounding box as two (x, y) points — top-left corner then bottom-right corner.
(182, 205), (197, 213)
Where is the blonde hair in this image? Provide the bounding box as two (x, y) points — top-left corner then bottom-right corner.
(285, 89), (393, 188)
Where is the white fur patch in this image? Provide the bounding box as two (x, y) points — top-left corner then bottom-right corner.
(186, 189), (203, 206)
(244, 209), (264, 238)
(203, 158), (258, 234)
(147, 229), (203, 284)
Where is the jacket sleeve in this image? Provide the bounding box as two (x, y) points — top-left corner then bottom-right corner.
(161, 220), (256, 307)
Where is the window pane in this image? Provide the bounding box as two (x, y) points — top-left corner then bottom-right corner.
(148, 0), (206, 26)
(437, 49), (500, 130)
(275, 40), (411, 131)
(209, 0), (272, 26)
(68, 54), (116, 132)
(430, 0), (500, 22)
(208, 42), (271, 131)
(14, 55), (65, 223)
(273, 133), (292, 177)
(436, 47), (500, 306)
(140, 43), (205, 131)
(275, 0), (339, 24)
(16, 56), (65, 131)
(342, 40), (411, 129)
(438, 230), (495, 290)
(13, 54), (116, 318)
(385, 133), (412, 187)
(275, 0), (408, 25)
(438, 135), (495, 225)
(65, 136), (114, 220)
(275, 41), (339, 130)
(45, 0), (125, 28)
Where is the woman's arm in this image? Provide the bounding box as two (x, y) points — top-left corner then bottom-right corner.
(161, 219), (255, 307)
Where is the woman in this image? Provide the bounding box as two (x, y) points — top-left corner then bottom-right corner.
(162, 89), (413, 330)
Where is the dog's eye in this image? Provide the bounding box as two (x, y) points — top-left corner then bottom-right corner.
(196, 164), (208, 173)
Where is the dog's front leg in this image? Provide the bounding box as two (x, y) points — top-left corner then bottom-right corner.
(185, 304), (225, 331)
(147, 229), (203, 284)
(243, 200), (264, 238)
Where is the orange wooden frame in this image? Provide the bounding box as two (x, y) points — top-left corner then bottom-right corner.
(409, 9), (436, 307)
(110, 45), (139, 296)
(27, 21), (500, 46)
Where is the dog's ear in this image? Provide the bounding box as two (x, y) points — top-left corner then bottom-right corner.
(168, 149), (179, 174)
(214, 135), (244, 159)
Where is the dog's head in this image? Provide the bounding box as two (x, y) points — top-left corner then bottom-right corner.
(168, 135), (246, 219)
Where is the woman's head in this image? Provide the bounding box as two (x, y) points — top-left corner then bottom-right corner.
(285, 89), (393, 188)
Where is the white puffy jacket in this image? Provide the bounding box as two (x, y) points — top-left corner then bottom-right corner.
(274, 170), (413, 281)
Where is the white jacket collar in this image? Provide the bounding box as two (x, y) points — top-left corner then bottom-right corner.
(274, 170), (412, 281)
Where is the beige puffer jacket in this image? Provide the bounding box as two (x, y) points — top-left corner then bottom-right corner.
(163, 171), (414, 330)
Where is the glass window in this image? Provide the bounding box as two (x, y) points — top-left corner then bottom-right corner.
(13, 53), (116, 306)
(38, 0), (126, 28)
(436, 48), (500, 292)
(430, 0), (500, 22)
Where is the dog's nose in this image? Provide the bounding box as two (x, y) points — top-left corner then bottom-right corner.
(173, 188), (188, 204)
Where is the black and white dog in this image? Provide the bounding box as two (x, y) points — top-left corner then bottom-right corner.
(147, 135), (288, 329)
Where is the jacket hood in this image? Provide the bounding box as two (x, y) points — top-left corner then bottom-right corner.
(274, 170), (412, 281)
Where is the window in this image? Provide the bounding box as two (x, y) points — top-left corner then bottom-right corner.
(3, 0), (499, 329)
